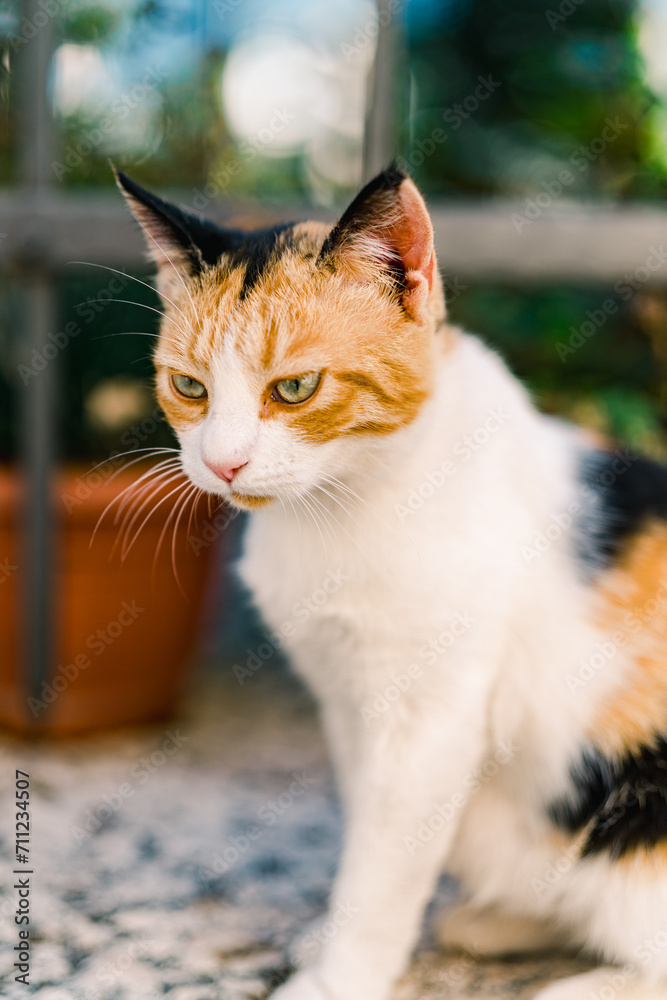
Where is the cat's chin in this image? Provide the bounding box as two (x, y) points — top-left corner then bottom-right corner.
(227, 491), (275, 511)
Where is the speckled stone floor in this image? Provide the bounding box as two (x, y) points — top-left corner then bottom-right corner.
(0, 666), (593, 999)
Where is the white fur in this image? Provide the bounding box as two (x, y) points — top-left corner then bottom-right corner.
(178, 329), (667, 1000)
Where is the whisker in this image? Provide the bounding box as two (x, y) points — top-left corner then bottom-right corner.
(119, 469), (187, 558)
(187, 487), (205, 540)
(286, 495), (303, 550)
(122, 478), (189, 562)
(314, 484), (365, 534)
(131, 221), (200, 321)
(77, 297), (191, 340)
(172, 482), (200, 576)
(309, 486), (375, 559)
(114, 459), (183, 521)
(67, 261), (194, 331)
(116, 466), (185, 546)
(91, 331), (186, 351)
(148, 480), (192, 585)
(321, 474), (379, 512)
(111, 465), (185, 559)
(306, 489), (349, 554)
(88, 445), (178, 478)
(112, 456), (182, 512)
(319, 480), (374, 522)
(91, 453), (181, 544)
(298, 491), (331, 561)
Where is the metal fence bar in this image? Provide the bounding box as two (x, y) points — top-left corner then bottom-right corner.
(362, 0), (401, 183)
(4, 196), (667, 284)
(17, 0), (56, 721)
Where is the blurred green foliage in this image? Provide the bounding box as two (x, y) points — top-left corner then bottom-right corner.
(405, 0), (667, 199)
(404, 0), (667, 454)
(448, 281), (667, 456)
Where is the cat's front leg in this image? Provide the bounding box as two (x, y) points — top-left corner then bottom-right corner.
(272, 703), (491, 1000)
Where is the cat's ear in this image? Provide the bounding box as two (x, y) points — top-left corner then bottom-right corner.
(114, 167), (205, 296)
(319, 165), (438, 322)
(114, 167), (248, 299)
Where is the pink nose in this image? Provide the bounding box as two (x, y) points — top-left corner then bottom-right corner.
(204, 460), (246, 483)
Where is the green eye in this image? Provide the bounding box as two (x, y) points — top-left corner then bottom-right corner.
(172, 373), (207, 399)
(273, 371), (321, 404)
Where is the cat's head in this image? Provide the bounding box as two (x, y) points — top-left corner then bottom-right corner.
(116, 165), (446, 510)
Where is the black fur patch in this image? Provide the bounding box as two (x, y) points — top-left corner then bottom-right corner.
(116, 169), (244, 270)
(116, 169), (294, 292)
(227, 225), (295, 300)
(549, 740), (667, 859)
(577, 449), (667, 572)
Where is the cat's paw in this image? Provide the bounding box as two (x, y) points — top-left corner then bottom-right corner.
(269, 968), (335, 1000)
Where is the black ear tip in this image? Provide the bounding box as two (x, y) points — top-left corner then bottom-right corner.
(384, 160), (408, 186)
(112, 165), (137, 196)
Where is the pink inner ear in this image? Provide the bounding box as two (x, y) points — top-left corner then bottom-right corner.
(389, 180), (436, 320)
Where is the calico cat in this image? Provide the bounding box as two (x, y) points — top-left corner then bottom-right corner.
(116, 164), (667, 1000)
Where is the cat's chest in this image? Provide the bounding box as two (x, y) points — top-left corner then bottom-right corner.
(239, 511), (395, 639)
(237, 500), (500, 672)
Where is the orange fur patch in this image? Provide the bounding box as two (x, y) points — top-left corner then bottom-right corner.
(611, 839), (667, 873)
(589, 521), (667, 756)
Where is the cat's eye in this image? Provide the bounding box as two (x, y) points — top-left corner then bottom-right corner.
(172, 373), (207, 399)
(272, 372), (321, 405)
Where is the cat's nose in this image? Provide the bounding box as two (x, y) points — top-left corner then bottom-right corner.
(204, 459), (247, 483)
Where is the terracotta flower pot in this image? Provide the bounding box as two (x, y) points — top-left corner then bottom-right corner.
(0, 463), (222, 735)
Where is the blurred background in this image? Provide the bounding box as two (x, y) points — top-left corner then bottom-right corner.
(3, 0), (667, 731)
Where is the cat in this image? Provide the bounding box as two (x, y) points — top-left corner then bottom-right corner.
(116, 164), (667, 1000)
